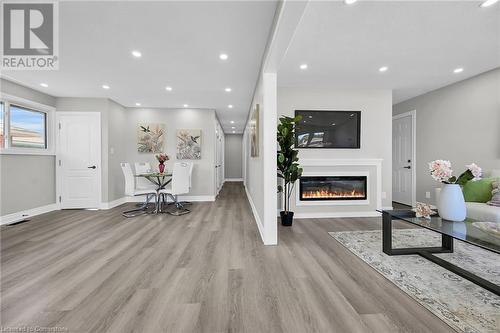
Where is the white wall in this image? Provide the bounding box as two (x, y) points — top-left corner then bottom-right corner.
(125, 108), (217, 198)
(393, 68), (500, 204)
(244, 73), (278, 245)
(277, 87), (393, 214)
(224, 134), (243, 179)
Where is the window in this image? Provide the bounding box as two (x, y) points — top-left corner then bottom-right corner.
(9, 105), (47, 149)
(0, 96), (54, 154)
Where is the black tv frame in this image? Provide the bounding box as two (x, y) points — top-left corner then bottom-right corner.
(294, 110), (361, 149)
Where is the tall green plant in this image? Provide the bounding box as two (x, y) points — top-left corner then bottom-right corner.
(277, 115), (303, 214)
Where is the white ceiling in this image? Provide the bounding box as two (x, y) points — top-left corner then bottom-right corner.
(278, 1), (500, 103)
(2, 1), (278, 134)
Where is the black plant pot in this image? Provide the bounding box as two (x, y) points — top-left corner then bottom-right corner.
(280, 211), (294, 226)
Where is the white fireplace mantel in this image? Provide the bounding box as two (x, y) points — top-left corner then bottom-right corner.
(297, 158), (383, 210)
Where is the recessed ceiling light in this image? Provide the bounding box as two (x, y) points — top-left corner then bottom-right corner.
(350, 113), (355, 117)
(379, 66), (388, 72)
(344, 0), (358, 4)
(40, 83), (48, 87)
(332, 123), (336, 126)
(131, 50), (142, 58)
(228, 104), (233, 108)
(183, 104), (189, 108)
(300, 64), (308, 70)
(165, 86), (173, 91)
(453, 67), (464, 74)
(230, 120), (235, 124)
(225, 87), (232, 92)
(102, 84), (110, 89)
(232, 131), (236, 134)
(480, 0), (499, 7)
(135, 102), (141, 106)
(231, 126), (236, 129)
(308, 115), (313, 118)
(219, 53), (228, 60)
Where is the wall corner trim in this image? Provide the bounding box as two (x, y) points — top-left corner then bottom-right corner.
(244, 185), (270, 244)
(0, 203), (59, 225)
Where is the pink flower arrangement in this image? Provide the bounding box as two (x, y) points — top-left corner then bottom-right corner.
(428, 160), (482, 185)
(429, 160), (453, 182)
(155, 153), (169, 163)
(466, 163), (482, 180)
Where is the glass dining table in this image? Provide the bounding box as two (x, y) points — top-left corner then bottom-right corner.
(135, 172), (173, 213)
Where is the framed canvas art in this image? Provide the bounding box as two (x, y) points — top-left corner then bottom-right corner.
(177, 129), (201, 159)
(137, 123), (165, 153)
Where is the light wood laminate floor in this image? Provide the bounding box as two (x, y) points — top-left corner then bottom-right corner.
(1, 182), (453, 332)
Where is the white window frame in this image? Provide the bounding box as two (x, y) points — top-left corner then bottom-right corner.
(0, 94), (55, 156)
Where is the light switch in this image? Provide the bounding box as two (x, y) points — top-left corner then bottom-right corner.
(110, 147), (115, 155)
(425, 191), (431, 199)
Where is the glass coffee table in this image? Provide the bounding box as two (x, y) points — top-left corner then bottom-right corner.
(379, 209), (500, 296)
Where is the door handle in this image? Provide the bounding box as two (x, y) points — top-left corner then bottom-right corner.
(403, 166), (411, 169)
(88, 165), (97, 169)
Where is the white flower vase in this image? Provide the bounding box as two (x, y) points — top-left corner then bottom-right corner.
(437, 184), (466, 222)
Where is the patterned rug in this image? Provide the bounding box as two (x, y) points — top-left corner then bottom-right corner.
(329, 229), (500, 333)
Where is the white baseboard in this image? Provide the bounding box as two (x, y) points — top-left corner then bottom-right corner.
(292, 211), (381, 219)
(101, 194), (216, 209)
(225, 178), (243, 182)
(382, 206), (394, 210)
(244, 186), (266, 243)
(100, 197), (127, 209)
(1, 194), (217, 223)
(0, 203), (59, 225)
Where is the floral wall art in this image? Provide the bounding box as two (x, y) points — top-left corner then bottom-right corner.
(177, 129), (201, 160)
(137, 123), (165, 153)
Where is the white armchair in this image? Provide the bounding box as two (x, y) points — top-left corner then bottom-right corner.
(158, 162), (193, 215)
(120, 162), (158, 217)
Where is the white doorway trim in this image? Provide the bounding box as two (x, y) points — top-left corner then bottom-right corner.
(392, 110), (416, 207)
(56, 112), (102, 209)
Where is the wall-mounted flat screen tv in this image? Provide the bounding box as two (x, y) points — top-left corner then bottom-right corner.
(295, 110), (361, 149)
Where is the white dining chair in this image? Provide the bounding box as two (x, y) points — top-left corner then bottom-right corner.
(134, 162), (156, 190)
(120, 162), (158, 217)
(158, 162), (193, 215)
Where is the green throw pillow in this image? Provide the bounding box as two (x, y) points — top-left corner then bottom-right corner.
(462, 178), (496, 203)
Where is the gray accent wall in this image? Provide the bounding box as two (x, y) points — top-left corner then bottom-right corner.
(224, 134), (243, 179)
(0, 79), (57, 215)
(393, 68), (500, 204)
(0, 155), (56, 215)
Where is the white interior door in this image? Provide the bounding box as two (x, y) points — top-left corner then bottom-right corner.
(392, 112), (415, 206)
(57, 112), (101, 209)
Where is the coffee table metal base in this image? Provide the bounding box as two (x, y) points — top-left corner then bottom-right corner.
(382, 211), (500, 296)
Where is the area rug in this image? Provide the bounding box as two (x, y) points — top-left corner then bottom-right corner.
(329, 229), (500, 333)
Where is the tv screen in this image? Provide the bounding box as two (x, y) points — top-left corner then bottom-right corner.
(295, 110), (361, 149)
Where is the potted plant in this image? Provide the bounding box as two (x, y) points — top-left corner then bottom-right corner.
(428, 160), (481, 221)
(277, 115), (303, 226)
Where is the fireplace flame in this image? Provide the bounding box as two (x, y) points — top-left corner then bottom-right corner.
(302, 189), (365, 199)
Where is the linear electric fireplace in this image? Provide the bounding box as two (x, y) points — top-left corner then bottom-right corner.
(299, 176), (367, 201)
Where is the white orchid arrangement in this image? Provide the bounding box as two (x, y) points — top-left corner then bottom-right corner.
(428, 160), (482, 185)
